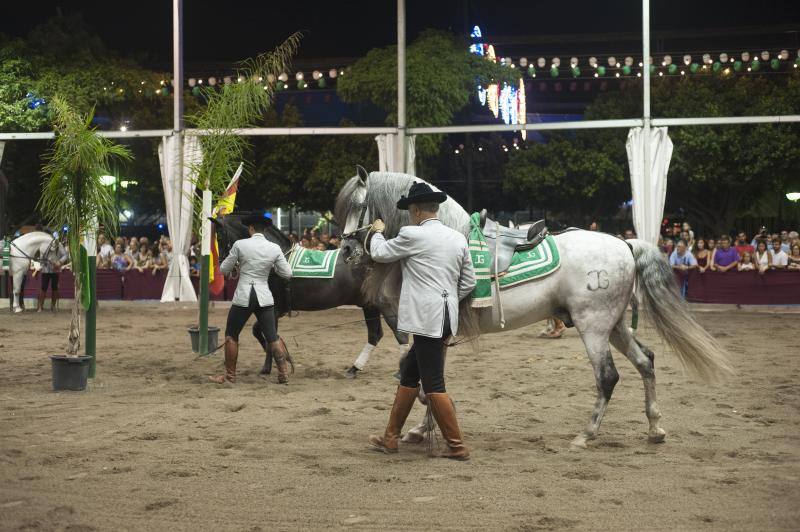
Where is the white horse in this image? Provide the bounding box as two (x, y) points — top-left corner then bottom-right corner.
(336, 171), (733, 448)
(8, 231), (66, 313)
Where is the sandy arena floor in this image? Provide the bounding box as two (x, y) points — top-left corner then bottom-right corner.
(0, 301), (798, 531)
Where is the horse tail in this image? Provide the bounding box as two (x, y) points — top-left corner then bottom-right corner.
(628, 239), (734, 382)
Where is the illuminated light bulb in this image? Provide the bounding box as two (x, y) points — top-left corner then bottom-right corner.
(658, 72), (663, 77)
(616, 63), (621, 67)
(638, 62), (643, 67)
(680, 70), (685, 75)
(594, 73), (599, 78)
(454, 149), (460, 154)
(615, 72), (620, 77)
(637, 72), (642, 77)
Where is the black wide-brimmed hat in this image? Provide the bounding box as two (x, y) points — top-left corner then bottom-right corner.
(396, 182), (447, 210)
(240, 211), (273, 227)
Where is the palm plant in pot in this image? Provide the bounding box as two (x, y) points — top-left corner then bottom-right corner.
(185, 33), (301, 356)
(38, 97), (132, 391)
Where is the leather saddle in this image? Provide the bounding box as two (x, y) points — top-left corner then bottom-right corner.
(479, 209), (548, 275)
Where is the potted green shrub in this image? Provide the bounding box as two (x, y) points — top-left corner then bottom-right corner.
(38, 97), (132, 391)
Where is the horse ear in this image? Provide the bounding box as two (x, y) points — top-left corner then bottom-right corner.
(356, 165), (368, 183)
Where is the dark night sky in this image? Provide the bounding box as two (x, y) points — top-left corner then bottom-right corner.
(2, 1), (799, 63)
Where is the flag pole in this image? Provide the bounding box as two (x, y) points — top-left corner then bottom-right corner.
(199, 190), (212, 355)
(83, 218), (98, 377)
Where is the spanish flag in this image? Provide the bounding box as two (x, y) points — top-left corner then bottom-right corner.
(209, 163), (243, 296)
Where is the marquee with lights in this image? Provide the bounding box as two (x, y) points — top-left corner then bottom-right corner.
(470, 26), (527, 139)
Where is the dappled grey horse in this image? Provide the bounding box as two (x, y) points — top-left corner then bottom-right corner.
(336, 170), (733, 448)
(213, 215), (409, 377)
(8, 231), (66, 314)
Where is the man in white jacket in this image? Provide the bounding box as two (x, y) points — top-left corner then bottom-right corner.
(367, 182), (476, 460)
(209, 212), (292, 385)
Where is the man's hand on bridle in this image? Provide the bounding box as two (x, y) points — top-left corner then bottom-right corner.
(371, 219), (385, 233)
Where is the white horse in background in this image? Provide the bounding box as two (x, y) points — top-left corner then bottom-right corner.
(8, 231), (66, 313)
(336, 171), (733, 448)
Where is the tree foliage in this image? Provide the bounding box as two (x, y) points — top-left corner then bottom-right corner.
(505, 73), (800, 231)
(337, 30), (519, 162)
(38, 97), (132, 355)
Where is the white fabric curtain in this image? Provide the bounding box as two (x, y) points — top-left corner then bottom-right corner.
(158, 135), (202, 302)
(627, 127), (673, 246)
(0, 141), (5, 166)
(375, 134), (416, 174)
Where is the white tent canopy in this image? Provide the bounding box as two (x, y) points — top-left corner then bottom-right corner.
(375, 134), (416, 174)
(627, 126), (673, 246)
(158, 135), (202, 302)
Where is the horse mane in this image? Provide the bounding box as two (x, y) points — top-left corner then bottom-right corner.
(340, 172), (478, 341)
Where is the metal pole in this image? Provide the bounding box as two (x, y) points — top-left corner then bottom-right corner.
(83, 218), (97, 378)
(397, 0), (407, 172)
(199, 190), (211, 355)
(173, 0), (184, 134)
(642, 0), (653, 243)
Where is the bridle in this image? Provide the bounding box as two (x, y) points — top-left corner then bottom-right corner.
(341, 199), (373, 240)
(9, 233), (59, 265)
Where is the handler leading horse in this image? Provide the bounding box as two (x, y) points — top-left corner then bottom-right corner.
(8, 231), (67, 314)
(336, 171), (733, 448)
(213, 213), (409, 377)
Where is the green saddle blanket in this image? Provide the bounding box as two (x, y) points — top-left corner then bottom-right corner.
(468, 212), (560, 307)
(288, 247), (340, 279)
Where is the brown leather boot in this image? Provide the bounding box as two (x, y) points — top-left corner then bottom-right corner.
(209, 338), (238, 384)
(269, 338), (291, 384)
(369, 385), (419, 453)
(428, 393), (470, 460)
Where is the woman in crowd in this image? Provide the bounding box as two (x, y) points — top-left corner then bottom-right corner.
(111, 244), (132, 272)
(738, 251), (755, 271)
(150, 243), (168, 275)
(754, 240), (771, 274)
(662, 238), (675, 259)
(706, 237), (716, 256)
(694, 238), (711, 273)
(788, 244), (800, 270)
(132, 241), (151, 272)
(126, 236), (139, 254)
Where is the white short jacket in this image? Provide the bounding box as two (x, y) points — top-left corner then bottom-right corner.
(370, 219), (476, 338)
(221, 233), (292, 307)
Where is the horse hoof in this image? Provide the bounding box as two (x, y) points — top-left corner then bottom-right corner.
(13, 308), (23, 314)
(648, 429), (666, 443)
(570, 436), (589, 449)
(259, 366), (271, 376)
(402, 432), (425, 444)
(345, 366), (360, 379)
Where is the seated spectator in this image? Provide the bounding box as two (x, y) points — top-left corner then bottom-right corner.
(707, 237), (716, 254)
(127, 239), (140, 260)
(132, 244), (151, 272)
(662, 239), (675, 259)
(754, 240), (771, 274)
(126, 236), (139, 254)
(710, 235), (739, 272)
(159, 240), (173, 268)
(738, 252), (755, 271)
(682, 222), (694, 244)
(315, 242), (327, 252)
(788, 244), (800, 270)
(139, 236), (150, 251)
(329, 236), (341, 249)
(680, 230), (695, 250)
(300, 237), (311, 249)
(150, 243), (168, 275)
(111, 244), (132, 272)
(670, 240), (698, 271)
(770, 239), (788, 269)
(189, 255), (200, 277)
(96, 234), (114, 269)
(734, 232), (754, 257)
(694, 238), (710, 273)
(588, 221), (600, 231)
(779, 231), (790, 253)
(623, 228), (636, 240)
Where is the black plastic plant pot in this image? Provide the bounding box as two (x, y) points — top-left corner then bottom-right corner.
(188, 326), (220, 354)
(50, 355), (92, 391)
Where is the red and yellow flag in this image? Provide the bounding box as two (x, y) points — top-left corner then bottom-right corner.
(209, 163), (243, 296)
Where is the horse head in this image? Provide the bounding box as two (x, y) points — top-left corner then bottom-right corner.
(334, 166), (371, 237)
(212, 213), (292, 259)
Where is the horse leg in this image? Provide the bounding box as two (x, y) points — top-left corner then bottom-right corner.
(381, 306), (410, 368)
(346, 306), (383, 378)
(253, 322), (272, 375)
(571, 331), (619, 449)
(12, 271), (24, 313)
(610, 323), (666, 443)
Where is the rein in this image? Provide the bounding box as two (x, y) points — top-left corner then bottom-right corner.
(9, 235), (58, 265)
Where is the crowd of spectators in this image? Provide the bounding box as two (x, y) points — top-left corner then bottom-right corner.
(287, 229), (341, 251)
(657, 223), (800, 274)
(95, 234), (173, 275)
